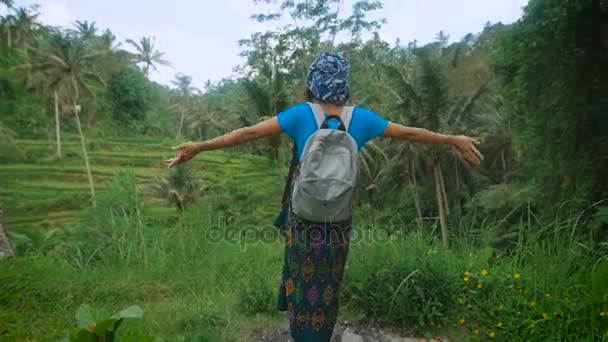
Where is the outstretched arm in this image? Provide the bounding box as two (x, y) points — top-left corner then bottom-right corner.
(166, 117), (282, 168)
(382, 121), (483, 165)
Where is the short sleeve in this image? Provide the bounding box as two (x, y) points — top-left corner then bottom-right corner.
(350, 107), (389, 148)
(276, 103), (308, 139)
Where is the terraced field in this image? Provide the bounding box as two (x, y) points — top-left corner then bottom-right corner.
(0, 135), (294, 341)
(0, 135), (283, 234)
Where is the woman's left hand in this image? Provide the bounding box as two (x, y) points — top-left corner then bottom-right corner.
(166, 142), (200, 168)
(450, 135), (483, 165)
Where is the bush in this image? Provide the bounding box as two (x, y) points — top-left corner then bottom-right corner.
(108, 68), (152, 122)
(342, 215), (608, 340)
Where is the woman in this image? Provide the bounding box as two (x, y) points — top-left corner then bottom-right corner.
(167, 53), (482, 341)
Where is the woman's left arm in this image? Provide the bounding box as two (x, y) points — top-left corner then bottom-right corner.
(166, 117), (282, 168)
(382, 121), (483, 165)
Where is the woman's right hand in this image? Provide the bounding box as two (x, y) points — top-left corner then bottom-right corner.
(166, 142), (200, 168)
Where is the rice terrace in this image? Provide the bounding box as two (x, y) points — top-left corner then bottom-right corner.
(0, 0), (606, 341)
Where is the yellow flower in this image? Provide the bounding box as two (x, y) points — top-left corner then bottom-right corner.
(542, 312), (549, 319)
(545, 292), (551, 298)
(458, 318), (466, 325)
(600, 312), (606, 317)
(496, 322), (503, 328)
(498, 304), (505, 311)
(488, 331), (496, 338)
(530, 301), (536, 307)
(481, 269), (489, 276)
(474, 329), (480, 335)
(477, 283), (484, 289)
(465, 271), (471, 276)
(514, 273), (521, 279)
(457, 298), (465, 305)
(464, 276), (470, 282)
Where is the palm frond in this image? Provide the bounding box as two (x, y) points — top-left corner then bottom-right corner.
(242, 79), (271, 116)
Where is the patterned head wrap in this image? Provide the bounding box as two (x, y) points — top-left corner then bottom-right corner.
(306, 53), (350, 105)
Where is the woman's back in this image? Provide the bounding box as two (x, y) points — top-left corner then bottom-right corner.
(277, 102), (389, 160)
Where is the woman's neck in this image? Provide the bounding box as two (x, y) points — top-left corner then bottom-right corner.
(319, 103), (344, 116)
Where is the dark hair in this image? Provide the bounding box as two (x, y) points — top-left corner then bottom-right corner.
(304, 88), (350, 105)
(305, 88), (315, 102)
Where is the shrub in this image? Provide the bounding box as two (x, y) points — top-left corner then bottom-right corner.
(108, 68), (152, 122)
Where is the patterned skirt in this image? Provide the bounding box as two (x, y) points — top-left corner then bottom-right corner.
(277, 212), (352, 342)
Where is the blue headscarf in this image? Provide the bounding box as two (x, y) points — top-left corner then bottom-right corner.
(306, 53), (350, 105)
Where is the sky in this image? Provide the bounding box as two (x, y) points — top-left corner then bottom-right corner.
(9, 0), (528, 87)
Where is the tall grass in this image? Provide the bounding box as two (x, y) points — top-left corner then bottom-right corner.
(342, 206), (608, 341)
(1, 170), (606, 341)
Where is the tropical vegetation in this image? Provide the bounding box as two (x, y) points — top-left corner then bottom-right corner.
(0, 0), (606, 341)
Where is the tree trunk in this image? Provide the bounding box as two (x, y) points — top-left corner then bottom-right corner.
(54, 90), (62, 158)
(0, 201), (14, 260)
(176, 109), (185, 139)
(6, 27), (11, 48)
(439, 163), (450, 216)
(454, 156), (461, 216)
(409, 152), (423, 228)
(73, 100), (96, 207)
(433, 163), (449, 248)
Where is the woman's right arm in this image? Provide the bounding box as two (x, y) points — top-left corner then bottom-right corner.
(166, 117), (282, 168)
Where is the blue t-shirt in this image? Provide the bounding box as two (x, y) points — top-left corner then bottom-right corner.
(277, 103), (389, 160)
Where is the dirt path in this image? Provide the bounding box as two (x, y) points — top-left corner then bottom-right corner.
(254, 322), (448, 342)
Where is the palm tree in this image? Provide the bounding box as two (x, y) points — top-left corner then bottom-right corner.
(25, 32), (105, 206)
(0, 0), (13, 47)
(150, 164), (202, 211)
(73, 20), (97, 41)
(126, 36), (171, 76)
(8, 6), (40, 49)
(242, 56), (289, 164)
(1, 11), (13, 47)
(385, 48), (490, 247)
(171, 73), (199, 139)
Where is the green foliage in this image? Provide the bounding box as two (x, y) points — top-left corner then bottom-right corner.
(1, 0), (606, 340)
(495, 0), (608, 205)
(150, 164), (202, 211)
(68, 304), (144, 342)
(342, 213), (608, 340)
(238, 272), (276, 315)
(108, 68), (152, 121)
(126, 36), (171, 76)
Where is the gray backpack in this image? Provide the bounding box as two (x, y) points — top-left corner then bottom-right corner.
(291, 102), (358, 223)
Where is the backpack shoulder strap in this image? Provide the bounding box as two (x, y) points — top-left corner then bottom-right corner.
(307, 102), (355, 131)
(341, 106), (355, 131)
(306, 102), (326, 129)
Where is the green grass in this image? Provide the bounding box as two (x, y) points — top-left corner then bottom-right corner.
(0, 135), (288, 341)
(0, 136), (281, 231)
(1, 136), (606, 341)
